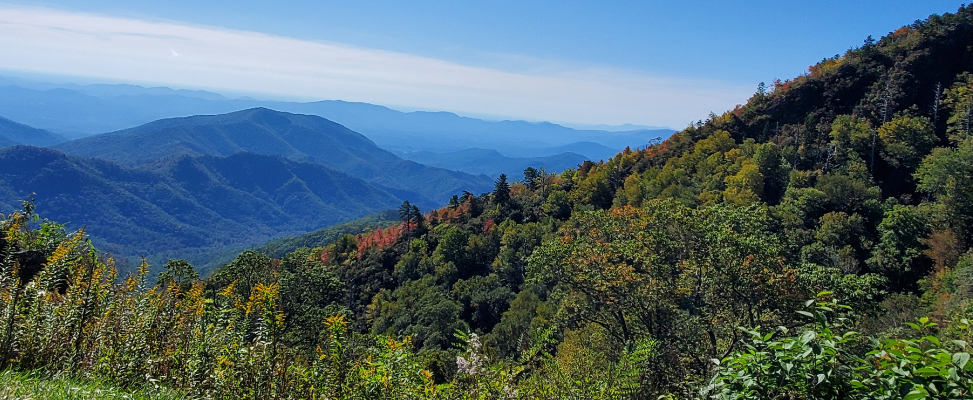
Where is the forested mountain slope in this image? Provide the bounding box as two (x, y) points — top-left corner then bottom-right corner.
(3, 5), (973, 399)
(54, 108), (493, 204)
(0, 116), (65, 147)
(0, 146), (404, 272)
(258, 209), (400, 258)
(199, 5), (973, 395)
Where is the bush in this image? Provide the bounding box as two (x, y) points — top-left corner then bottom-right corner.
(703, 293), (973, 400)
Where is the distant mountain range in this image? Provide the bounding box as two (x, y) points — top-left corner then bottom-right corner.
(0, 116), (66, 147)
(0, 146), (406, 271)
(560, 122), (670, 132)
(0, 108), (514, 271)
(52, 108), (493, 205)
(0, 78), (669, 270)
(501, 141), (622, 161)
(398, 148), (588, 178)
(0, 78), (673, 160)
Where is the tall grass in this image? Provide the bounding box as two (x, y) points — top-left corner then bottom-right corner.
(0, 369), (186, 400)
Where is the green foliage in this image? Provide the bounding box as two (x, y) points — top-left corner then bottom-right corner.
(542, 190), (571, 220)
(879, 114), (937, 170)
(209, 250), (273, 299)
(0, 370), (187, 400)
(452, 274), (514, 333)
(529, 200), (803, 393)
(493, 174), (511, 206)
(704, 296), (973, 400)
(830, 115), (875, 163)
(517, 325), (655, 399)
(486, 286), (551, 360)
(259, 209), (399, 258)
(944, 73), (973, 142)
(491, 220), (550, 290)
(523, 167), (540, 190)
(813, 170), (881, 215)
(921, 250), (973, 323)
(369, 277), (467, 351)
(916, 138), (973, 234)
(0, 205), (445, 399)
(314, 315), (443, 399)
(801, 211), (872, 274)
(794, 263), (885, 313)
(157, 259), (198, 290)
(856, 317), (973, 399)
(703, 295), (864, 399)
(868, 204), (931, 288)
(277, 248), (346, 352)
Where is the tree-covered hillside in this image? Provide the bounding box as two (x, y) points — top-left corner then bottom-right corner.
(0, 117), (65, 147)
(258, 209), (400, 259)
(0, 146), (406, 274)
(3, 5), (973, 399)
(53, 107), (494, 204)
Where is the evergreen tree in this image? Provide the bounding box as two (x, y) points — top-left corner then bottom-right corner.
(493, 174), (510, 205)
(410, 204), (424, 227)
(523, 167), (539, 190)
(398, 200), (413, 222)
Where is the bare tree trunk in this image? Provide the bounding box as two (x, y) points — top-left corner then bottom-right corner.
(873, 79), (896, 170)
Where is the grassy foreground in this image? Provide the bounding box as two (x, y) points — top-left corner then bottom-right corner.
(0, 370), (185, 400)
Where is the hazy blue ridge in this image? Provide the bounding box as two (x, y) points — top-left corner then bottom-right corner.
(0, 116), (67, 147)
(398, 148), (588, 178)
(0, 145), (407, 274)
(51, 108), (493, 204)
(0, 81), (674, 157)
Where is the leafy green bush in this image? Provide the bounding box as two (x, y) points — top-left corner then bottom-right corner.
(703, 294), (973, 400)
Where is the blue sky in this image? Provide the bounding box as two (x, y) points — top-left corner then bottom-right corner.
(0, 1), (964, 127)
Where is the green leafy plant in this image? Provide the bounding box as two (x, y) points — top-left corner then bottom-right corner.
(702, 293), (864, 399)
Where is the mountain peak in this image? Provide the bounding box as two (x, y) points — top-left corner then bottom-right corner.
(53, 109), (493, 204)
(234, 107), (295, 127)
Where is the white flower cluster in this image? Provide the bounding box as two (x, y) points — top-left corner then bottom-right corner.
(455, 333), (484, 376)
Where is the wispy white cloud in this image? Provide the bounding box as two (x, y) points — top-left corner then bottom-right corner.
(0, 6), (752, 127)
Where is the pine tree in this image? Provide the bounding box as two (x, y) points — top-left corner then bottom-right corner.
(523, 167), (539, 190)
(493, 174), (510, 205)
(410, 204), (424, 227)
(398, 201), (413, 222)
